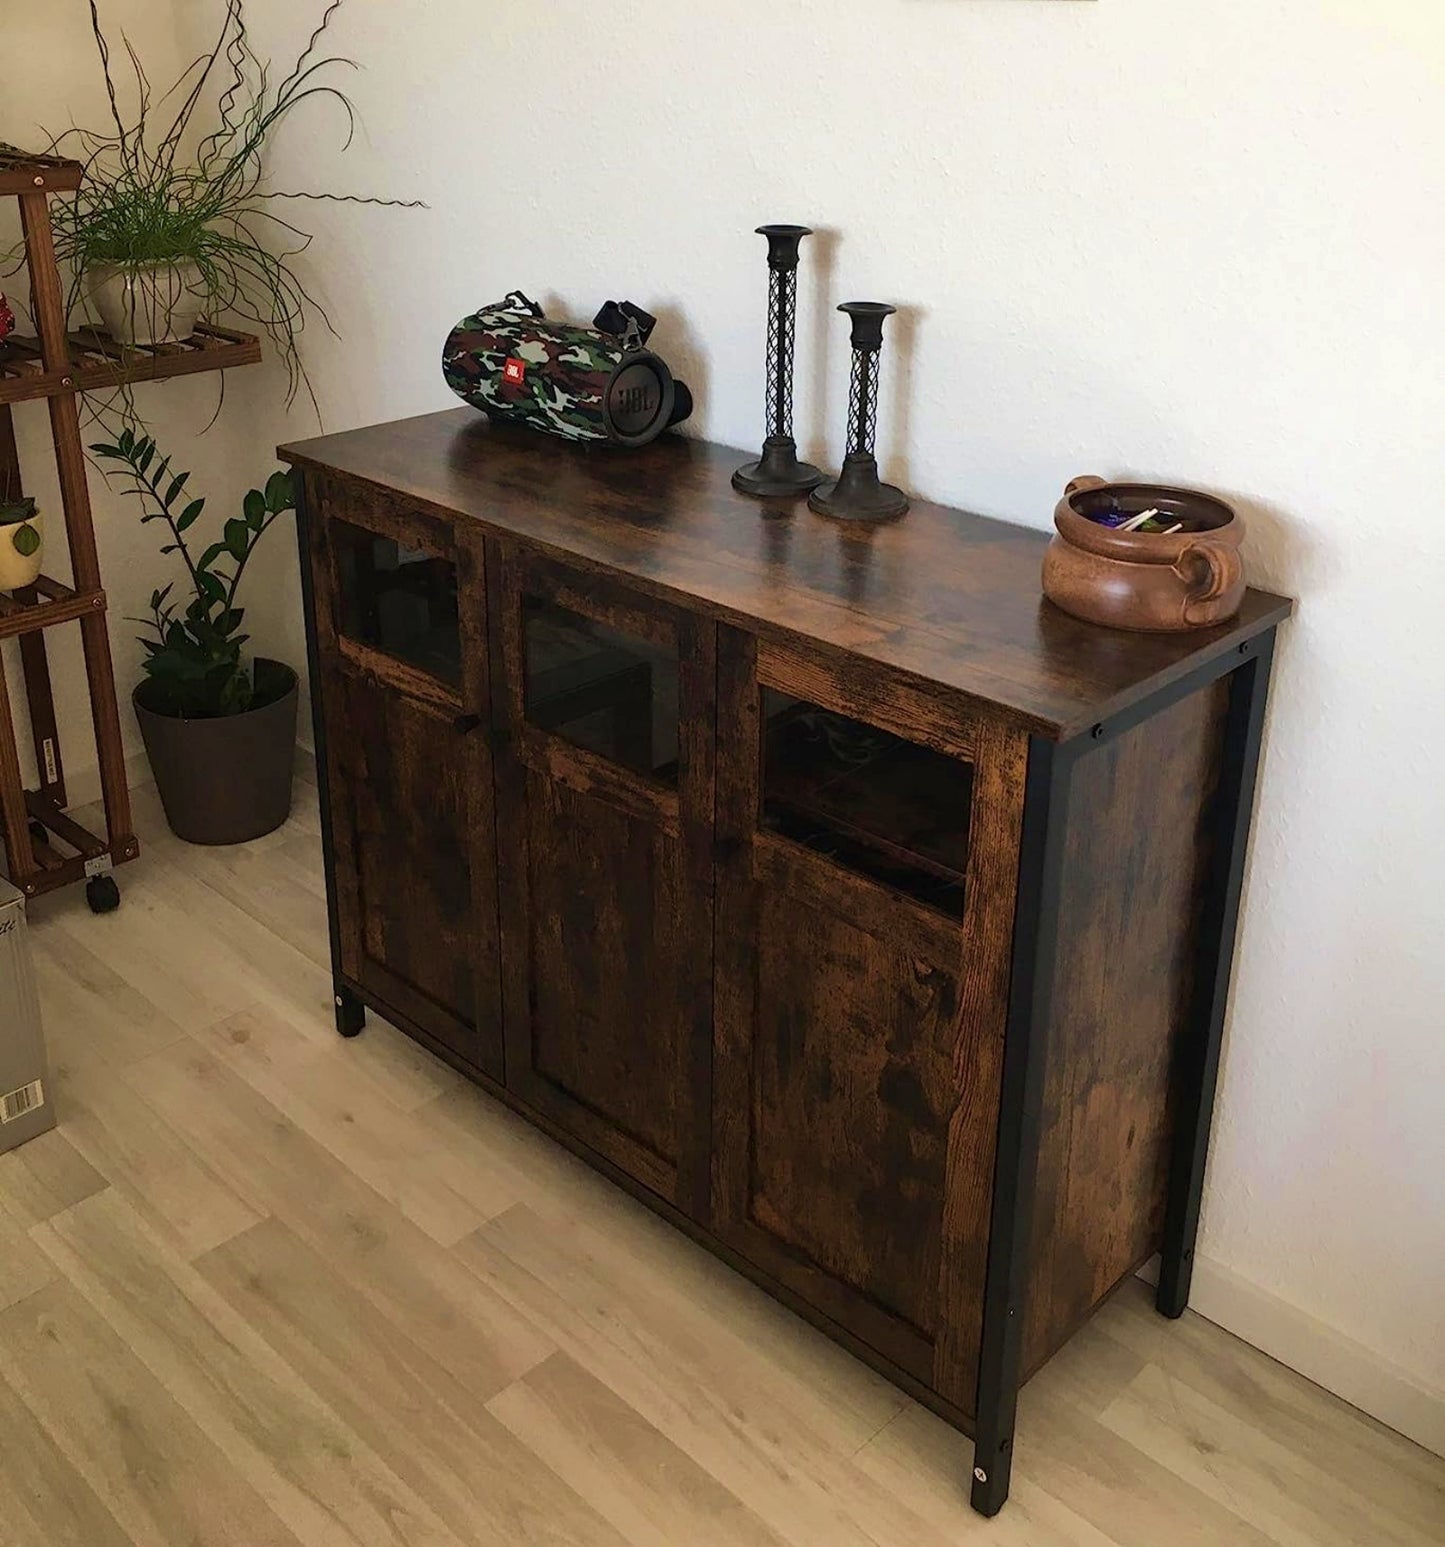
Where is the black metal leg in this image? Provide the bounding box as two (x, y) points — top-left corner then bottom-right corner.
(1157, 630), (1277, 1319)
(334, 984), (366, 1038)
(971, 736), (1074, 1517)
(295, 477), (363, 1045)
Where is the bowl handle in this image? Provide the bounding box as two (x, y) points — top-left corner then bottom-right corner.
(1176, 538), (1243, 621)
(1064, 475), (1108, 497)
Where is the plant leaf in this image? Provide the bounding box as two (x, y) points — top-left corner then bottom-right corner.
(243, 489), (266, 528)
(224, 518), (250, 561)
(264, 470), (292, 512)
(165, 471), (189, 509)
(176, 497), (205, 532)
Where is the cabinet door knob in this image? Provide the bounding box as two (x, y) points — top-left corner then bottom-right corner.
(453, 713), (484, 735)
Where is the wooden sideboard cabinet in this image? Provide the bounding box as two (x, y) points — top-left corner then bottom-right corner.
(282, 410), (1292, 1516)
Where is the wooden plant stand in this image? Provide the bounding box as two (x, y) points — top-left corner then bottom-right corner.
(0, 146), (261, 911)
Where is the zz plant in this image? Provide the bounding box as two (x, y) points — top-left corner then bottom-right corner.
(91, 427), (293, 718)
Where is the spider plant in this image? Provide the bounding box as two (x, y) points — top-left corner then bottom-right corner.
(29, 0), (421, 410)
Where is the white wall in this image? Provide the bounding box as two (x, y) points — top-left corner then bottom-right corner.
(16, 0), (1445, 1448)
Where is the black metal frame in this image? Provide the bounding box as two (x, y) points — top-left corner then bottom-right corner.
(969, 625), (1279, 1516)
(733, 225), (823, 499)
(294, 474), (367, 1040)
(1157, 628), (1276, 1316)
(969, 730), (1074, 1516)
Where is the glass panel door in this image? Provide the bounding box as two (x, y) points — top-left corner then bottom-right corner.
(333, 519), (462, 686)
(523, 595), (679, 783)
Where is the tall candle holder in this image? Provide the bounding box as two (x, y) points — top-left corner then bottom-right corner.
(809, 301), (909, 523)
(733, 225), (824, 498)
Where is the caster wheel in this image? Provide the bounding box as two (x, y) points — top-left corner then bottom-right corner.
(28, 819), (48, 848)
(86, 875), (121, 914)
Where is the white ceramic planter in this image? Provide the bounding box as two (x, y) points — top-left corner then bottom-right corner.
(0, 511), (42, 592)
(87, 261), (205, 347)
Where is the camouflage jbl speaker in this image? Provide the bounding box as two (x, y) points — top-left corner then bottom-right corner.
(442, 291), (693, 447)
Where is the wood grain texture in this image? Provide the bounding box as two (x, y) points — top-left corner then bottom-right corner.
(281, 411), (1293, 740)
(490, 545), (715, 1214)
(711, 624), (1007, 1393)
(198, 1216), (632, 1547)
(0, 1369), (135, 1547)
(3, 780), (1438, 1547)
(310, 484), (503, 1078)
(328, 669), (499, 1071)
(0, 1280), (304, 1547)
(294, 432), (1305, 1505)
(933, 718), (1031, 1410)
(33, 1189), (471, 1547)
(1022, 679), (1231, 1374)
(20, 187), (135, 861)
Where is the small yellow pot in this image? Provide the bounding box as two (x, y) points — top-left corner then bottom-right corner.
(0, 510), (43, 592)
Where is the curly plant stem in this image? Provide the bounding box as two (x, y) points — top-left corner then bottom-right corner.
(87, 0), (129, 149)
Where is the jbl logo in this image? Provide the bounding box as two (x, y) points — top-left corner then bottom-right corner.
(617, 386), (655, 418)
(503, 358), (526, 386)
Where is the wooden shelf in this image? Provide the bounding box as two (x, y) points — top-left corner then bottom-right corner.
(0, 323), (262, 406)
(0, 575), (105, 641)
(0, 145), (81, 197)
(0, 144), (141, 902)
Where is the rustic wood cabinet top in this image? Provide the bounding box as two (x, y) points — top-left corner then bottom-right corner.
(283, 410), (1292, 739)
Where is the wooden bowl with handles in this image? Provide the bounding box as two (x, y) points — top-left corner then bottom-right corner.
(1042, 476), (1246, 633)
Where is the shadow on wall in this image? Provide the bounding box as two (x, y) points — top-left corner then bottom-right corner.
(882, 301), (923, 496)
(651, 302), (708, 434)
(802, 225), (840, 469)
(530, 290), (707, 437)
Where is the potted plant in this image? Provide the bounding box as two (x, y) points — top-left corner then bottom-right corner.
(36, 0), (418, 404)
(0, 489), (41, 593)
(91, 426), (298, 844)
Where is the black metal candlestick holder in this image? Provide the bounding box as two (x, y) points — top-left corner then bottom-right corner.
(809, 301), (909, 522)
(733, 225), (824, 498)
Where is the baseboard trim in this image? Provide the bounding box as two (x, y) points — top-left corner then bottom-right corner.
(1139, 1254), (1445, 1458)
(35, 741), (316, 813)
(55, 749), (153, 813)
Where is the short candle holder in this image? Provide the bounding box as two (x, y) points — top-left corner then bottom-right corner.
(809, 301), (909, 523)
(733, 225), (824, 498)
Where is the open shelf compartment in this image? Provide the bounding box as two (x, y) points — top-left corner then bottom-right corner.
(761, 691), (974, 919)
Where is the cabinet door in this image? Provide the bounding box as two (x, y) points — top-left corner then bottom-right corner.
(712, 630), (1027, 1409)
(311, 479), (503, 1079)
(489, 545), (714, 1216)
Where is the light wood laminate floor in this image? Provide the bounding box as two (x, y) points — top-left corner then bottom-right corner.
(2, 783), (1441, 1547)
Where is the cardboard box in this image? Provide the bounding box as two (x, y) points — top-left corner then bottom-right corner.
(0, 878), (54, 1154)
